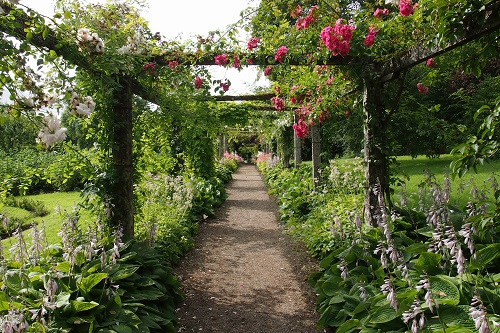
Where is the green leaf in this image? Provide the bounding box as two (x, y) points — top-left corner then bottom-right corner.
(110, 265), (140, 281)
(369, 305), (398, 324)
(56, 261), (72, 273)
(77, 273), (108, 295)
(112, 324), (134, 333)
(71, 300), (99, 312)
(439, 305), (475, 331)
(414, 252), (442, 275)
(336, 319), (360, 333)
(470, 243), (500, 270)
(429, 275), (460, 306)
(56, 292), (71, 308)
(321, 276), (344, 296)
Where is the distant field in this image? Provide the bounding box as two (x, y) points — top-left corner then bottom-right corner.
(1, 191), (93, 250)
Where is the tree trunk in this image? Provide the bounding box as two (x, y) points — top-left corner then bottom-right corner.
(110, 76), (135, 239)
(363, 76), (390, 226)
(311, 124), (321, 188)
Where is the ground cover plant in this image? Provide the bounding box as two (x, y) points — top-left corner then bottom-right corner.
(258, 152), (500, 332)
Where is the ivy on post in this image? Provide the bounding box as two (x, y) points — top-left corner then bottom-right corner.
(311, 124), (321, 188)
(110, 75), (135, 238)
(362, 68), (391, 225)
(293, 113), (302, 168)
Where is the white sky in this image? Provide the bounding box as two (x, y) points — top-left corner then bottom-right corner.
(17, 0), (269, 95)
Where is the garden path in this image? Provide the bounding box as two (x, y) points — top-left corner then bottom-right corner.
(175, 164), (325, 333)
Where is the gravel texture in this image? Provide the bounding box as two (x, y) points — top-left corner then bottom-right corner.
(175, 164), (326, 333)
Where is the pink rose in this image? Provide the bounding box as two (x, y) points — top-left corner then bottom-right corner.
(194, 76), (203, 89)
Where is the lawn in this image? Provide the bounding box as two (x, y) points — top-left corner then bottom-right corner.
(1, 191), (93, 251)
(393, 154), (499, 210)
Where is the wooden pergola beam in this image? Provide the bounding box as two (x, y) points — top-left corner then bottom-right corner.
(379, 0), (500, 81)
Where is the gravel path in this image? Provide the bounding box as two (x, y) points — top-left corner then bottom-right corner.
(175, 164), (325, 333)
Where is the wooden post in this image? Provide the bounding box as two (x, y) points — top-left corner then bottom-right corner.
(218, 134), (227, 158)
(293, 113), (302, 168)
(362, 73), (390, 226)
(282, 126), (293, 168)
(111, 76), (134, 239)
(311, 124), (321, 188)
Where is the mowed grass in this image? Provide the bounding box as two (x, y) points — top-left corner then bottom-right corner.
(393, 155), (499, 210)
(1, 191), (93, 252)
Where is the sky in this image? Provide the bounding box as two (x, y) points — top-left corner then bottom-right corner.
(19, 0), (269, 95)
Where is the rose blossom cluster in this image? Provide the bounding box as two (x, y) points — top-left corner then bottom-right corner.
(233, 55), (241, 69)
(77, 28), (104, 54)
(37, 116), (67, 148)
(295, 5), (319, 30)
(293, 118), (309, 138)
(117, 31), (146, 55)
(143, 62), (156, 75)
(263, 66), (273, 76)
(194, 76), (203, 89)
(69, 92), (96, 117)
(399, 0), (414, 16)
(364, 26), (378, 47)
(417, 82), (429, 94)
(320, 19), (356, 56)
(374, 8), (390, 19)
(214, 54), (228, 66)
(271, 96), (285, 111)
(274, 46), (288, 63)
(247, 37), (260, 51)
(219, 81), (230, 92)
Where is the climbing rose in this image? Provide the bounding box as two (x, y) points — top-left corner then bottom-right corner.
(194, 76), (203, 89)
(37, 116), (67, 148)
(233, 55), (241, 69)
(320, 19), (355, 56)
(143, 62), (156, 75)
(417, 83), (429, 94)
(214, 54), (228, 66)
(364, 27), (378, 47)
(168, 60), (179, 69)
(374, 8), (390, 19)
(220, 81), (230, 92)
(246, 58), (255, 65)
(290, 4), (302, 18)
(247, 37), (260, 50)
(296, 5), (318, 30)
(263, 66), (273, 76)
(274, 46), (288, 63)
(426, 58), (434, 67)
(271, 97), (285, 111)
(293, 118), (309, 138)
(399, 0), (414, 16)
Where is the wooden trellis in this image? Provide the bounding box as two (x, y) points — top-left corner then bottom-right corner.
(1, 0), (499, 234)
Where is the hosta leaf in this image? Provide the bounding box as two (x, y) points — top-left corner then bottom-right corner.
(439, 305), (475, 331)
(0, 301), (10, 311)
(430, 275), (460, 306)
(414, 252), (442, 275)
(66, 316), (95, 324)
(71, 300), (99, 312)
(110, 265), (140, 281)
(112, 324), (134, 333)
(56, 292), (71, 308)
(369, 304), (398, 324)
(139, 315), (162, 329)
(77, 273), (108, 295)
(470, 243), (500, 271)
(322, 276), (344, 296)
(336, 319), (360, 333)
(55, 261), (71, 273)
